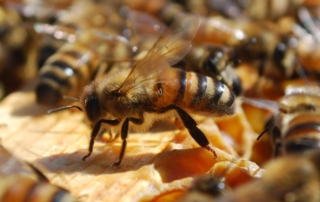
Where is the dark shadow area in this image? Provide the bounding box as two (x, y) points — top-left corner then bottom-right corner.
(148, 120), (177, 133)
(35, 147), (158, 175)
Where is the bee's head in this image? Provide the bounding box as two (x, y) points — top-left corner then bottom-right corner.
(81, 83), (101, 122)
(203, 47), (223, 75)
(47, 83), (101, 122)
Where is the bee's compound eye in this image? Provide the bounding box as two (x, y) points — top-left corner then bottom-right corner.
(203, 57), (219, 75)
(85, 94), (100, 122)
(36, 82), (62, 105)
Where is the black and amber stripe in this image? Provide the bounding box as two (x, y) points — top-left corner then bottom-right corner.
(156, 69), (235, 116)
(36, 42), (100, 105)
(0, 175), (76, 202)
(281, 114), (320, 155)
(272, 112), (320, 156)
(178, 45), (242, 96)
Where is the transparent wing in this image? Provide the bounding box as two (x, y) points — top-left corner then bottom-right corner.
(117, 14), (200, 93)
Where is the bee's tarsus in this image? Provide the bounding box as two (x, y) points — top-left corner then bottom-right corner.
(82, 154), (90, 161)
(205, 145), (218, 159)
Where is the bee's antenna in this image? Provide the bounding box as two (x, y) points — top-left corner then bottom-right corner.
(257, 121), (274, 140)
(62, 95), (80, 102)
(47, 105), (83, 114)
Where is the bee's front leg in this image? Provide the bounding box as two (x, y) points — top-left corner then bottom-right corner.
(82, 119), (120, 161)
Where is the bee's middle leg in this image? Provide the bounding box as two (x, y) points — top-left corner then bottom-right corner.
(113, 117), (144, 167)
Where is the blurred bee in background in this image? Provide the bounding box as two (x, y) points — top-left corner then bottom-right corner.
(212, 151), (320, 202)
(123, 0), (248, 47)
(35, 0), (137, 105)
(249, 84), (320, 157)
(239, 0), (305, 21)
(268, 85), (320, 156)
(3, 0), (74, 24)
(0, 2), (38, 99)
(179, 175), (231, 202)
(175, 44), (242, 96)
(204, 0), (245, 18)
(48, 14), (236, 166)
(0, 144), (77, 202)
(179, 156), (264, 202)
(226, 20), (304, 100)
(2, 0), (78, 71)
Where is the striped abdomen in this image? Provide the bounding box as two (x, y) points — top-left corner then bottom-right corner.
(36, 42), (100, 105)
(0, 175), (76, 202)
(154, 69), (235, 116)
(281, 113), (320, 155)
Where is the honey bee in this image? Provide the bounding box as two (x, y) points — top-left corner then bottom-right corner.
(176, 44), (242, 96)
(234, 20), (299, 83)
(252, 84), (320, 156)
(269, 85), (320, 156)
(212, 151), (320, 202)
(240, 0), (305, 21)
(123, 0), (247, 47)
(0, 3), (38, 99)
(36, 30), (134, 105)
(48, 14), (236, 166)
(36, 0), (135, 105)
(0, 144), (77, 202)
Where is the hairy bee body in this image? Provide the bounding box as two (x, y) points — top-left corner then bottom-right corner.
(84, 67), (235, 124)
(271, 85), (320, 156)
(153, 69), (235, 115)
(0, 145), (76, 202)
(50, 14), (235, 166)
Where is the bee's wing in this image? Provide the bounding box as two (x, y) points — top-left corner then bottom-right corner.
(117, 14), (200, 92)
(125, 10), (167, 43)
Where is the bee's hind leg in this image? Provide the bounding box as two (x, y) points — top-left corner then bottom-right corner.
(157, 105), (218, 158)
